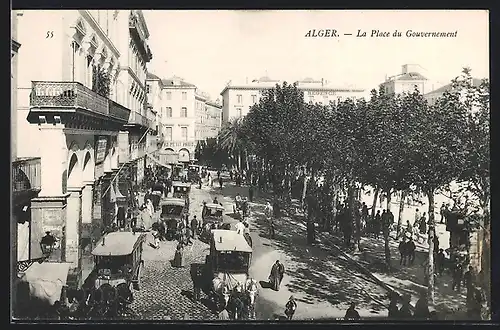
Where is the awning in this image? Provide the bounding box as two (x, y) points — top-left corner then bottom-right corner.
(20, 262), (72, 306)
(147, 154), (174, 168)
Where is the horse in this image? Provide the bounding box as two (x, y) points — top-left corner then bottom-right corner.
(116, 283), (134, 316)
(212, 277), (231, 310)
(245, 279), (258, 319)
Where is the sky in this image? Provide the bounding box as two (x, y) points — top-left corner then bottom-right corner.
(143, 10), (489, 100)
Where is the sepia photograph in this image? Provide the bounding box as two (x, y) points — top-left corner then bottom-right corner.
(11, 9), (490, 322)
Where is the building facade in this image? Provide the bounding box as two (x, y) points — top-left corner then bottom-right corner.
(115, 10), (155, 187)
(424, 78), (483, 106)
(204, 100), (223, 140)
(156, 76), (198, 162)
(379, 64), (430, 95)
(146, 72), (165, 145)
(220, 76), (367, 123)
(15, 10), (155, 297)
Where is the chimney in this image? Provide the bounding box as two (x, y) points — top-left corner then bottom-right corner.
(321, 78), (324, 86)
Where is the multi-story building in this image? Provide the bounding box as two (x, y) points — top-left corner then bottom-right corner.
(14, 10), (155, 301)
(157, 76), (198, 163)
(11, 10), (44, 317)
(379, 64), (430, 95)
(220, 76), (366, 123)
(115, 10), (155, 186)
(146, 72), (165, 146)
(424, 77), (483, 106)
(195, 91), (223, 142)
(204, 100), (223, 140)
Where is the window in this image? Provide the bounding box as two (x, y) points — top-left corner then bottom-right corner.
(252, 95), (257, 103)
(181, 127), (188, 141)
(237, 94), (243, 104)
(181, 107), (187, 117)
(166, 92), (172, 100)
(182, 92), (187, 100)
(165, 127), (172, 141)
(236, 108), (242, 117)
(166, 107), (172, 117)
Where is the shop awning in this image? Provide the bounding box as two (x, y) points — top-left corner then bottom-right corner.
(20, 262), (72, 306)
(147, 154), (174, 168)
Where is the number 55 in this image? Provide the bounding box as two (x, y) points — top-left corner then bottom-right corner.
(46, 31), (54, 38)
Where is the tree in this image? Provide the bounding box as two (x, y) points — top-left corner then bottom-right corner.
(411, 74), (470, 304)
(218, 117), (247, 170)
(92, 64), (111, 98)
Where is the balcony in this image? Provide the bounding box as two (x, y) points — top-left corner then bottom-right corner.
(126, 111), (154, 130)
(12, 157), (41, 202)
(29, 81), (130, 124)
(129, 14), (153, 63)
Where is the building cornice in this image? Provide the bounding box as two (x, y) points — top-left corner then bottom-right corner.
(220, 84), (365, 95)
(206, 101), (222, 109)
(162, 85), (196, 90)
(80, 10), (120, 58)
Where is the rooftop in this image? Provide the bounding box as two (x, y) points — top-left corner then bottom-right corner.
(162, 76), (196, 88)
(211, 229), (252, 252)
(425, 78), (484, 95)
(92, 232), (145, 256)
(147, 72), (161, 80)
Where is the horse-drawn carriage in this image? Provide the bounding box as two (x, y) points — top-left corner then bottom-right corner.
(205, 230), (257, 319)
(160, 198), (188, 241)
(201, 203), (225, 240)
(171, 164), (184, 182)
(151, 182), (164, 211)
(172, 182), (191, 208)
(187, 165), (201, 183)
(82, 232), (146, 318)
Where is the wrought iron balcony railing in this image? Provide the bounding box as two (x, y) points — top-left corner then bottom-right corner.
(108, 100), (132, 122)
(30, 81), (109, 116)
(30, 81), (131, 124)
(12, 157), (41, 194)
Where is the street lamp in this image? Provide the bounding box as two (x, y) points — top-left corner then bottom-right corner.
(40, 231), (56, 256)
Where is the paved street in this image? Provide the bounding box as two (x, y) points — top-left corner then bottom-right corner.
(126, 177), (392, 320)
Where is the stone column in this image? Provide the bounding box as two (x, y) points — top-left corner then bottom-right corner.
(66, 187), (83, 268)
(81, 182), (93, 241)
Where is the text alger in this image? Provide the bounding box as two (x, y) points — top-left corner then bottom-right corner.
(304, 29), (339, 38)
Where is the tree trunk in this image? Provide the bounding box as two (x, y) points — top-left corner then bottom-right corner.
(427, 189), (436, 305)
(397, 190), (407, 238)
(383, 189), (392, 271)
(386, 190), (392, 211)
(301, 173), (308, 209)
(371, 187), (380, 220)
(237, 151), (242, 171)
(347, 182), (359, 252)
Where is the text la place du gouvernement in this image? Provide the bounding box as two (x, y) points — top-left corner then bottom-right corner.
(304, 29), (458, 38)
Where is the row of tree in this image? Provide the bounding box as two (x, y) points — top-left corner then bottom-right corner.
(202, 68), (489, 306)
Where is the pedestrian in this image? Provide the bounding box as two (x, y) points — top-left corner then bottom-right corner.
(439, 202), (446, 223)
(464, 266), (476, 298)
(269, 260), (285, 291)
(190, 215), (198, 239)
(414, 208), (421, 226)
(185, 226), (193, 245)
(235, 219), (245, 235)
(219, 176), (223, 190)
(285, 296), (297, 320)
(173, 243), (185, 268)
(388, 294), (399, 319)
(373, 210), (381, 239)
(436, 249), (445, 276)
(344, 302), (360, 320)
(407, 236), (416, 265)
(467, 287), (483, 319)
(207, 173), (212, 187)
(249, 185), (254, 202)
(152, 227), (161, 249)
(419, 212), (427, 235)
(398, 294), (413, 319)
(399, 238), (408, 266)
(452, 258), (464, 291)
(414, 292), (430, 320)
